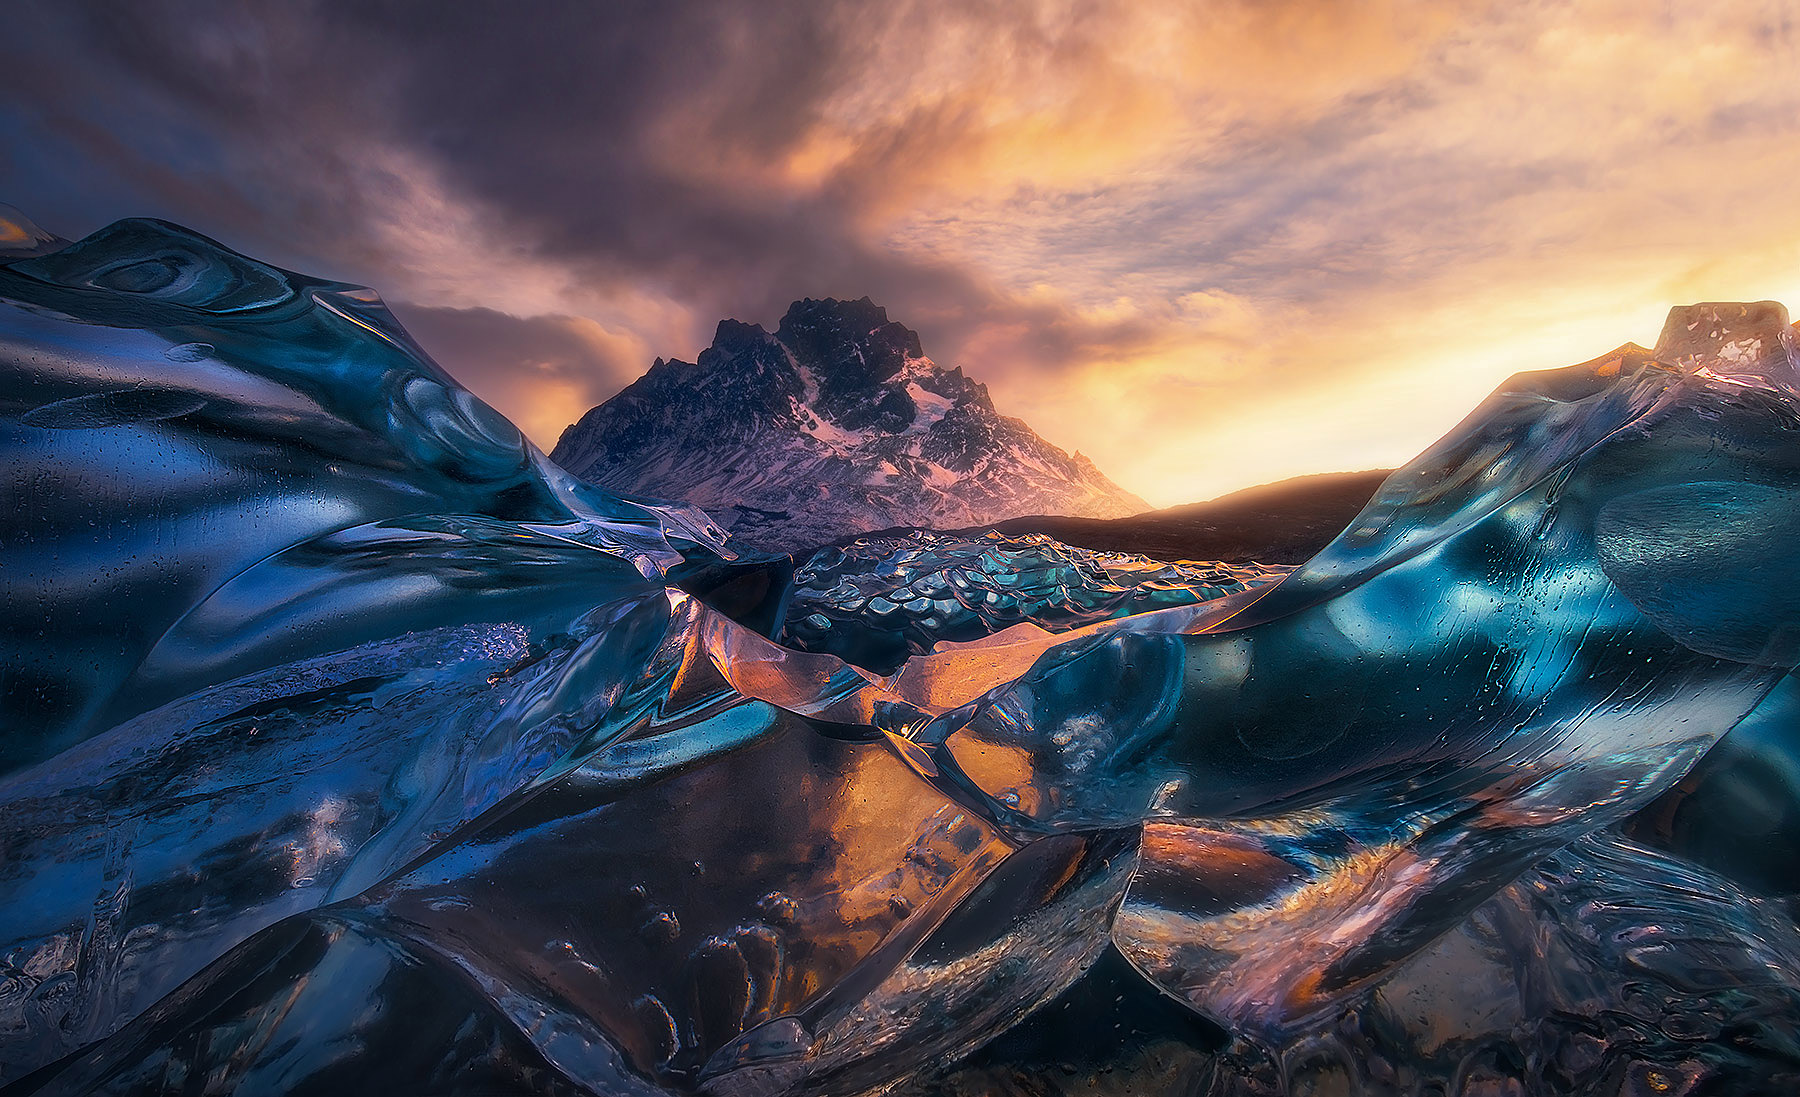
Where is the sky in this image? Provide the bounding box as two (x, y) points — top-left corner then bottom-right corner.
(5, 1), (1800, 506)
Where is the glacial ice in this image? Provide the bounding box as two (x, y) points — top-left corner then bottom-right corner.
(3, 212), (1800, 1095)
(781, 531), (1288, 674)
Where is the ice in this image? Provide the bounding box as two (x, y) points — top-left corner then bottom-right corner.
(3, 218), (1800, 1095)
(782, 530), (1287, 674)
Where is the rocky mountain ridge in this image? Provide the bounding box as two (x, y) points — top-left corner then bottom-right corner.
(551, 296), (1147, 550)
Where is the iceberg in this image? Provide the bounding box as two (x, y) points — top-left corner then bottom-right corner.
(2, 210), (1798, 1094)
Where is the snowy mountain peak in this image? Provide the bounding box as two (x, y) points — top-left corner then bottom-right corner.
(551, 297), (1148, 551)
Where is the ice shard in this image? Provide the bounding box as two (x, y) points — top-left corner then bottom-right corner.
(3, 213), (1799, 1095)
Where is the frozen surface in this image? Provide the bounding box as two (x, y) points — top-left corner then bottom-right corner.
(781, 531), (1287, 673)
(3, 211), (1800, 1095)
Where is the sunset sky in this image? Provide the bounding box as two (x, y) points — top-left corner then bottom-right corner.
(7, 1), (1800, 505)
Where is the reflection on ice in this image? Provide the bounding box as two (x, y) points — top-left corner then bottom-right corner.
(4, 216), (1800, 1094)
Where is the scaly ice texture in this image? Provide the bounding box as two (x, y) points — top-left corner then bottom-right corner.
(2, 210), (1800, 1096)
(781, 531), (1288, 674)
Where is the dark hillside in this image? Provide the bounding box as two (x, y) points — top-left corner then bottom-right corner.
(935, 469), (1393, 564)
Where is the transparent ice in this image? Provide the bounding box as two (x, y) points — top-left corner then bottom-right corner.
(3, 210), (1799, 1095)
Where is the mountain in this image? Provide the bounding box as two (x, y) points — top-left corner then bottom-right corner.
(549, 297), (1148, 551)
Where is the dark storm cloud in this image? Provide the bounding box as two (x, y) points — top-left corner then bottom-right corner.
(13, 1), (1235, 332)
(2, 0), (1175, 439)
(7, 11), (906, 307)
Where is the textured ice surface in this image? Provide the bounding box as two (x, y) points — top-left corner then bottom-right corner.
(781, 531), (1287, 673)
(3, 213), (1800, 1095)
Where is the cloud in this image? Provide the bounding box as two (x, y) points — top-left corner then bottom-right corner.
(388, 304), (650, 450)
(5, 0), (1800, 504)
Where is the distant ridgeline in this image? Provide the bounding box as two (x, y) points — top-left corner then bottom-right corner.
(914, 470), (1396, 566)
(550, 297), (1147, 551)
